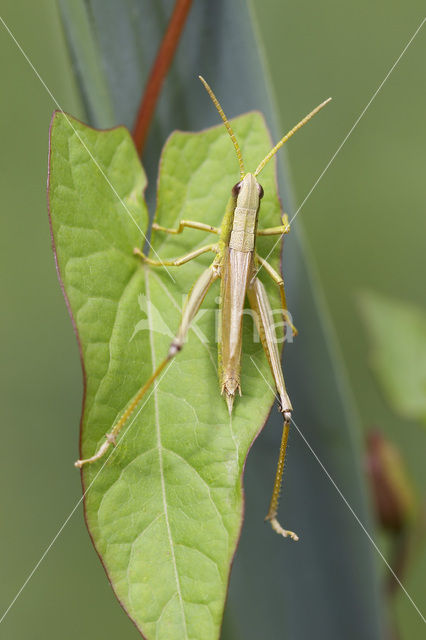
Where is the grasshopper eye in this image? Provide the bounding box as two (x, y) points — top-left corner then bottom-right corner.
(257, 183), (264, 199)
(232, 181), (242, 197)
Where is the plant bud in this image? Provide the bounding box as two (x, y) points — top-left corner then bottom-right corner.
(365, 430), (416, 532)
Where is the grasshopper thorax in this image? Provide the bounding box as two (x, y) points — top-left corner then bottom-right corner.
(228, 174), (263, 254)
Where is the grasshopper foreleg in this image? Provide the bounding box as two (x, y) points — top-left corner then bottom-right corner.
(247, 276), (299, 541)
(133, 243), (217, 267)
(152, 220), (220, 235)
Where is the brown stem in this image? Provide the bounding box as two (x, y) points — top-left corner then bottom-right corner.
(132, 0), (193, 155)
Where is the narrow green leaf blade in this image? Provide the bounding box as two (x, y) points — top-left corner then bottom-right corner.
(57, 1), (116, 128)
(360, 291), (426, 422)
(48, 111), (284, 639)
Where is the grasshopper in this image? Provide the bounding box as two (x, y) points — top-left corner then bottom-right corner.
(75, 77), (330, 541)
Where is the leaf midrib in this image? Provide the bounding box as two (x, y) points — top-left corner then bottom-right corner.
(145, 269), (188, 638)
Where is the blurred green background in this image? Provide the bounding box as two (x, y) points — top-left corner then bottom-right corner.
(1, 1), (425, 638)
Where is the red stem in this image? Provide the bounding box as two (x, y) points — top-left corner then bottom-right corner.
(132, 0), (193, 155)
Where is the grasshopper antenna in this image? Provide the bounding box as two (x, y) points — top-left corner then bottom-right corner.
(254, 97), (332, 177)
(199, 75), (245, 180)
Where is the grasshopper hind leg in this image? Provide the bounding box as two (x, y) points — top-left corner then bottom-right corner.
(247, 276), (299, 541)
(75, 264), (219, 468)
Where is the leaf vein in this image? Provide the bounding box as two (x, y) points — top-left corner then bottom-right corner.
(146, 270), (188, 639)
(164, 448), (229, 541)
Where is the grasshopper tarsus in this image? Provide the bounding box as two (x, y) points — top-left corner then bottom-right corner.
(266, 515), (299, 542)
(75, 437), (111, 468)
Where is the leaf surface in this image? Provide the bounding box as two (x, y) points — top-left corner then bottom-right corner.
(48, 110), (284, 639)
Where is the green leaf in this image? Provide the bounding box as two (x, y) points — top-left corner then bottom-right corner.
(360, 291), (426, 422)
(48, 110), (285, 639)
(58, 3), (384, 639)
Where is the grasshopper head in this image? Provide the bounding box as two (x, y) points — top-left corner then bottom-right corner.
(232, 173), (264, 208)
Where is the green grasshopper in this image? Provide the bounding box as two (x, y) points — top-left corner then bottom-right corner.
(75, 77), (330, 541)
